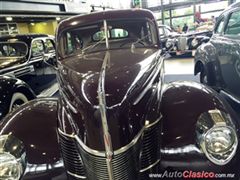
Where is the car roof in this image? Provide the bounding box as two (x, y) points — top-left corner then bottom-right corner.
(219, 2), (240, 17)
(57, 9), (156, 36)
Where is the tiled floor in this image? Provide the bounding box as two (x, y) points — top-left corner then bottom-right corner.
(164, 56), (200, 83)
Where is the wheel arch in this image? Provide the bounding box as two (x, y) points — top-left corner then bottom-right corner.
(14, 84), (36, 101)
(194, 60), (204, 75)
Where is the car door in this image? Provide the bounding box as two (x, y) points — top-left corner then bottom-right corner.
(217, 8), (240, 99)
(209, 15), (227, 88)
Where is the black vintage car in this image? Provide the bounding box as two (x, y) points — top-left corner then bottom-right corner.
(0, 34), (57, 119)
(194, 3), (240, 112)
(0, 9), (240, 180)
(159, 25), (212, 56)
(0, 34), (55, 77)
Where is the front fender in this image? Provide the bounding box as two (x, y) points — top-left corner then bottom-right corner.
(160, 81), (240, 175)
(0, 98), (65, 179)
(195, 42), (224, 87)
(0, 76), (35, 120)
(194, 42), (214, 75)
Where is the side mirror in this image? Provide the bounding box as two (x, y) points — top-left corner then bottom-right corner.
(43, 54), (58, 70)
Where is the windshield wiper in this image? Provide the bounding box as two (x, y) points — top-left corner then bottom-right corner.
(81, 37), (106, 54)
(131, 34), (151, 49)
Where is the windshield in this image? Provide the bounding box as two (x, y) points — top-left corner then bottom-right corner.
(61, 19), (158, 57)
(0, 42), (28, 58)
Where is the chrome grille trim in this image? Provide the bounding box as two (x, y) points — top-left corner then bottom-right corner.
(140, 159), (160, 173)
(140, 116), (161, 171)
(76, 133), (142, 180)
(67, 171), (87, 179)
(145, 115), (161, 128)
(58, 115), (162, 179)
(58, 129), (86, 179)
(58, 115), (161, 157)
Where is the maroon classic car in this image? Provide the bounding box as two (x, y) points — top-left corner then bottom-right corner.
(0, 9), (240, 180)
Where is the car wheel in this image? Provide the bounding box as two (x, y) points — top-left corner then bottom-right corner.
(9, 92), (28, 112)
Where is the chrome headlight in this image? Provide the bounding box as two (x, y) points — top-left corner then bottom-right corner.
(196, 110), (238, 165)
(0, 134), (26, 179)
(191, 38), (199, 47)
(166, 40), (174, 49)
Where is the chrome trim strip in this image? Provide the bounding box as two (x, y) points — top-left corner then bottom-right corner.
(58, 128), (75, 138)
(133, 52), (163, 105)
(114, 128), (144, 155)
(95, 19), (114, 180)
(58, 115), (161, 157)
(75, 135), (106, 157)
(61, 92), (78, 114)
(67, 171), (87, 179)
(221, 90), (240, 104)
(37, 83), (59, 97)
(145, 115), (162, 129)
(58, 128), (105, 157)
(139, 159), (160, 173)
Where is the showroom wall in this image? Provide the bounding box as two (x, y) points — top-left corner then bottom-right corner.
(28, 21), (57, 35)
(17, 21), (57, 35)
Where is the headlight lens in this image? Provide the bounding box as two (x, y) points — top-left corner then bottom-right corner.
(0, 153), (22, 179)
(196, 110), (238, 165)
(205, 126), (235, 154)
(166, 40), (173, 49)
(0, 135), (25, 180)
(191, 38), (199, 47)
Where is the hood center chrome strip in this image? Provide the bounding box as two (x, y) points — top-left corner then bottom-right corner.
(97, 19), (114, 180)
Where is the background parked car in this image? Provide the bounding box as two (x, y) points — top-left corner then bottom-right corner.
(0, 34), (57, 119)
(0, 34), (56, 77)
(159, 25), (212, 56)
(194, 2), (240, 113)
(0, 76), (35, 120)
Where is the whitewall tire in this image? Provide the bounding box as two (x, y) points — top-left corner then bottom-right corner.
(9, 92), (28, 112)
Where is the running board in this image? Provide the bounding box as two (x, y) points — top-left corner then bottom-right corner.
(37, 83), (59, 98)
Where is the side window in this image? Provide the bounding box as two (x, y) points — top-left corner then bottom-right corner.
(225, 11), (240, 35)
(31, 40), (44, 57)
(215, 18), (225, 34)
(45, 39), (55, 53)
(66, 32), (74, 55)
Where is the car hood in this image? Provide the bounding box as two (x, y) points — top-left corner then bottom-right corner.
(58, 48), (159, 107)
(0, 57), (27, 70)
(169, 30), (212, 39)
(57, 48), (161, 150)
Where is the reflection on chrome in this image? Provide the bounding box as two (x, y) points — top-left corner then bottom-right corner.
(196, 109), (238, 165)
(161, 145), (202, 155)
(25, 160), (64, 173)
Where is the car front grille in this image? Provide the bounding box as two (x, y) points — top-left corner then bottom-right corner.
(58, 117), (161, 180)
(140, 119), (161, 171)
(76, 135), (142, 180)
(58, 130), (86, 179)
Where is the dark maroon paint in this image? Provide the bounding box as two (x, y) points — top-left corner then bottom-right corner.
(0, 9), (239, 180)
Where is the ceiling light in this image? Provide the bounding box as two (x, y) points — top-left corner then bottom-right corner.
(6, 17), (13, 21)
